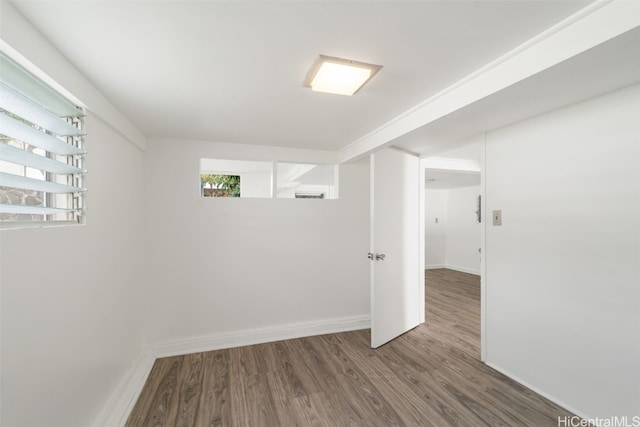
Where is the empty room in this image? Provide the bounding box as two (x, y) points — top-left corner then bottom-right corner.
(1, 1), (639, 426)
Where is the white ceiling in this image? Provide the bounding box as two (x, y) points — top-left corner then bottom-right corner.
(424, 141), (481, 189)
(9, 0), (594, 151)
(433, 142), (481, 164)
(426, 171), (480, 189)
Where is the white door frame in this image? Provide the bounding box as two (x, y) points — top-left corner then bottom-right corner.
(418, 161), (426, 324)
(480, 135), (487, 362)
(419, 146), (487, 361)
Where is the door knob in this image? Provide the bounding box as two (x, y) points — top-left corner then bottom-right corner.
(375, 253), (386, 261)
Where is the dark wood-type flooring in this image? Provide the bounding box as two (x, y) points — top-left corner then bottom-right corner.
(125, 269), (574, 426)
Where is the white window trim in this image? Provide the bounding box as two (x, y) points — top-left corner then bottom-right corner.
(0, 50), (86, 228)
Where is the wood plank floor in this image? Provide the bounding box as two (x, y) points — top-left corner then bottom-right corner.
(125, 269), (574, 426)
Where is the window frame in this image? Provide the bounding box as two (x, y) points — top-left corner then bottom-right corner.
(0, 50), (86, 229)
(199, 158), (339, 200)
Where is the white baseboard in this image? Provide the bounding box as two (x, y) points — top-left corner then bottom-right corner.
(485, 361), (591, 421)
(425, 264), (480, 275)
(425, 264), (446, 269)
(92, 350), (155, 427)
(95, 314), (370, 426)
(152, 315), (371, 358)
(445, 264), (481, 275)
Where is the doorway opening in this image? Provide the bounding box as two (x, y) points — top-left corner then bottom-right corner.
(420, 141), (484, 360)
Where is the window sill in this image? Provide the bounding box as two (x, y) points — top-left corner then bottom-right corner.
(0, 220), (84, 231)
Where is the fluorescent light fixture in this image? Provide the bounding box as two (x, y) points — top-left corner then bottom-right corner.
(304, 55), (382, 96)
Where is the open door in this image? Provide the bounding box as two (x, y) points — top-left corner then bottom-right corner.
(370, 148), (421, 348)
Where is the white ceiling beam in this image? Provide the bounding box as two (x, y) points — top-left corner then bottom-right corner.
(338, 0), (640, 163)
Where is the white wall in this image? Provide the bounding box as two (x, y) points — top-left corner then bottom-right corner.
(240, 172), (271, 198)
(0, 4), (148, 426)
(0, 0), (145, 150)
(485, 84), (640, 419)
(277, 164), (337, 199)
(144, 137), (370, 347)
(446, 186), (481, 274)
(0, 113), (146, 427)
(277, 184), (334, 199)
(425, 186), (480, 274)
(425, 189), (447, 268)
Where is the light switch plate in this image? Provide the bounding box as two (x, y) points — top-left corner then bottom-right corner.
(493, 210), (502, 226)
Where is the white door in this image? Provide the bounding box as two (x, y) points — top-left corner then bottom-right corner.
(370, 148), (421, 348)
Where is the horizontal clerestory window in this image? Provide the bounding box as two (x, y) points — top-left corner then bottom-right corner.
(0, 52), (86, 225)
(200, 159), (338, 199)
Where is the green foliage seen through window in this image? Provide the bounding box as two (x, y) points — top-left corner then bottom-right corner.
(201, 174), (241, 197)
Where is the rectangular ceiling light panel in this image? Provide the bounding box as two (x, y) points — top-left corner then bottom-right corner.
(304, 55), (382, 96)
